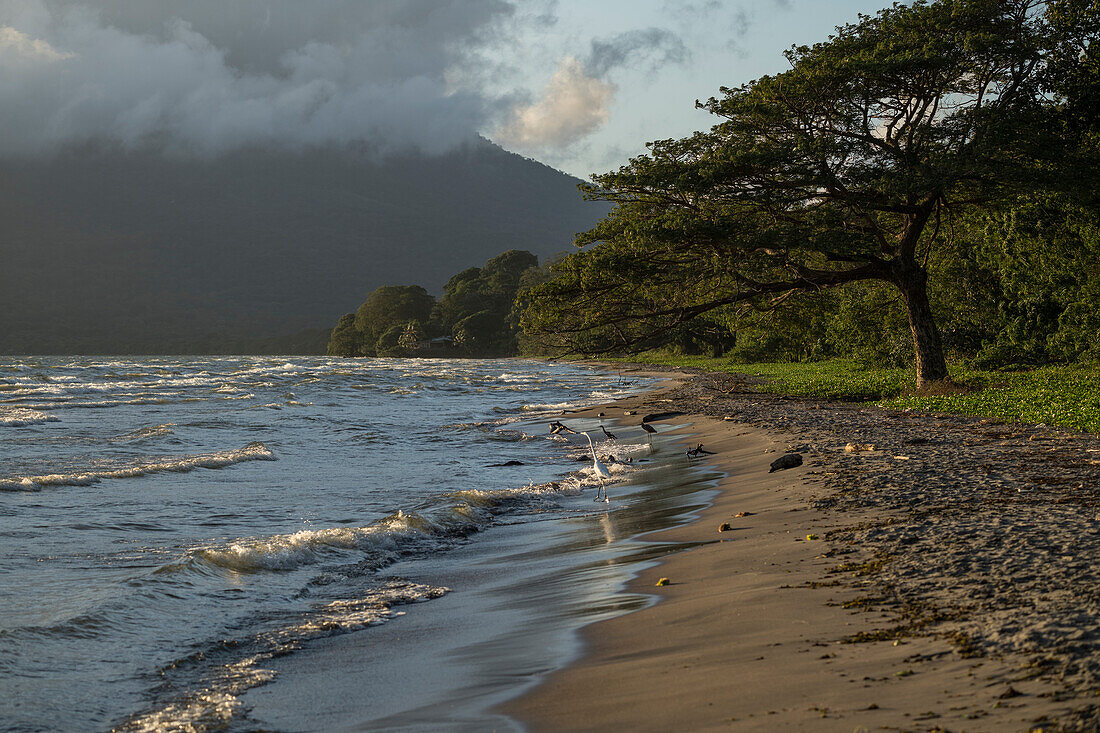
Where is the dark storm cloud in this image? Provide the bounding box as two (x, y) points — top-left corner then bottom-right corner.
(0, 0), (518, 157)
(583, 27), (690, 78)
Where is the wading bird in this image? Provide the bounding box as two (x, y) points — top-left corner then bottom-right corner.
(599, 424), (617, 440)
(582, 431), (612, 503)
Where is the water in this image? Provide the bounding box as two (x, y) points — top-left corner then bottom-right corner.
(0, 356), (697, 731)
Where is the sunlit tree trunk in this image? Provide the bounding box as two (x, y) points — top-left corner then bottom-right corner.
(895, 263), (950, 387)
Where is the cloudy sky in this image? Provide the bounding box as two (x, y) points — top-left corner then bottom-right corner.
(0, 0), (888, 178)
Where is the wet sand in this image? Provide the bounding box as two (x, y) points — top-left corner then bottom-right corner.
(504, 367), (1100, 731)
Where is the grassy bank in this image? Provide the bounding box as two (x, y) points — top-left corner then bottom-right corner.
(608, 354), (1100, 434)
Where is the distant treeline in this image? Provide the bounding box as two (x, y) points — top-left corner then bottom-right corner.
(327, 250), (548, 358)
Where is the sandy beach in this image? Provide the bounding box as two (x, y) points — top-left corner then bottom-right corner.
(503, 366), (1100, 731)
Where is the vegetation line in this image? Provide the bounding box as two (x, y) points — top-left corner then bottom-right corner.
(602, 354), (1100, 435)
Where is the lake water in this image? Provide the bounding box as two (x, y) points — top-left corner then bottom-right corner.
(0, 357), (715, 731)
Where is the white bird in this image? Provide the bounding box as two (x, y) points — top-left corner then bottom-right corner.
(582, 430), (612, 503)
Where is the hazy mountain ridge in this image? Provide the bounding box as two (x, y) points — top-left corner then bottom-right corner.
(0, 140), (604, 354)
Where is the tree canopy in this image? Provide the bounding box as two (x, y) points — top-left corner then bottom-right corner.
(522, 0), (1098, 385)
(326, 250), (540, 357)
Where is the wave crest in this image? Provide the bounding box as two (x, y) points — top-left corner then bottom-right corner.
(0, 442), (275, 491)
(0, 408), (60, 427)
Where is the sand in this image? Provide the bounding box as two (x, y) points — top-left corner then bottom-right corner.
(503, 368), (1100, 731)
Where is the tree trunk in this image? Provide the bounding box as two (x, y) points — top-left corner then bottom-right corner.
(895, 264), (950, 387)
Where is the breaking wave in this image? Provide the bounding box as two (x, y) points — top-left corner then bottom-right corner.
(0, 408), (60, 427)
(117, 580), (448, 733)
(179, 477), (595, 575)
(0, 442), (275, 491)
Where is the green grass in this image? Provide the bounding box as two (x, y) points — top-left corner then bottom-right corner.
(606, 352), (1100, 434)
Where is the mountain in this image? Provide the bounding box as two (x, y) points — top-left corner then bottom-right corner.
(0, 140), (604, 354)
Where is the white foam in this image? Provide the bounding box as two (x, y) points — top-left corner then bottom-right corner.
(118, 580), (447, 733)
(112, 423), (175, 441)
(445, 480), (574, 507)
(521, 401), (575, 412)
(0, 442), (275, 491)
(0, 408), (60, 427)
(193, 510), (454, 572)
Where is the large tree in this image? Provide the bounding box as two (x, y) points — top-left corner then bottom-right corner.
(524, 0), (1096, 385)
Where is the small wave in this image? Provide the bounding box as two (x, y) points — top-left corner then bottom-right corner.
(112, 423), (176, 442)
(0, 442), (275, 491)
(0, 408), (60, 427)
(520, 401), (575, 412)
(116, 580), (446, 733)
(444, 480), (574, 508)
(190, 507), (482, 573)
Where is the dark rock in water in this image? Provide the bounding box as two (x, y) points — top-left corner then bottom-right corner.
(641, 411), (684, 423)
(487, 460), (525, 467)
(769, 453), (803, 472)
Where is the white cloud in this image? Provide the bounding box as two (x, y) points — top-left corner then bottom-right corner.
(0, 24), (72, 63)
(0, 0), (514, 157)
(495, 56), (614, 151)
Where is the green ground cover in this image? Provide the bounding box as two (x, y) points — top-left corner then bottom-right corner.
(612, 353), (1100, 434)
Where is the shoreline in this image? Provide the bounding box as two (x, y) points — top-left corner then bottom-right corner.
(502, 366), (1099, 731)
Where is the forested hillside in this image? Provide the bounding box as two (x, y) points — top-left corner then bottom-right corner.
(0, 139), (603, 354)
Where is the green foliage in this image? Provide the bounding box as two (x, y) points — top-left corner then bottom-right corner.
(452, 310), (500, 351)
(886, 365), (1100, 433)
(522, 0), (1098, 385)
(436, 249), (539, 355)
(326, 313), (359, 357)
(374, 323), (409, 357)
(326, 250), (540, 358)
(354, 286), (434, 344)
(614, 353), (1100, 433)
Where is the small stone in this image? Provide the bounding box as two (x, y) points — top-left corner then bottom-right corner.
(656, 577), (670, 587)
(719, 522), (732, 532)
(769, 453), (803, 472)
(844, 442), (876, 453)
(997, 686), (1024, 699)
(735, 511), (755, 517)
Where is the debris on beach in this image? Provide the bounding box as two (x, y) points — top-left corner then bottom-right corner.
(845, 442), (876, 453)
(655, 577), (670, 586)
(769, 453), (803, 472)
(641, 411), (683, 423)
(719, 522), (732, 532)
(735, 511), (754, 517)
